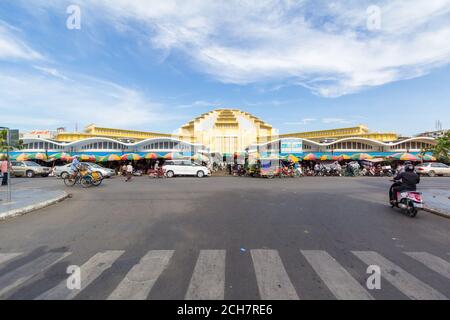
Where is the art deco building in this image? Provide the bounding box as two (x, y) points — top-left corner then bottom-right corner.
(18, 108), (437, 157)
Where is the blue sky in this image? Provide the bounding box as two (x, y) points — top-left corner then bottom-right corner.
(0, 0), (449, 136)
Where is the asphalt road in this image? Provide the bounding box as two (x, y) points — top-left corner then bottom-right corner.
(0, 176), (449, 300)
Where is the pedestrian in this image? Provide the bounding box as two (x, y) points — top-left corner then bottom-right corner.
(1, 158), (11, 186)
(125, 162), (133, 182)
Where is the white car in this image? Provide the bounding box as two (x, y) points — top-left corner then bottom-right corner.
(415, 162), (450, 177)
(163, 160), (210, 178)
(55, 162), (115, 179)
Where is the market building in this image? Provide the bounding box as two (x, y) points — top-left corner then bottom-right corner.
(16, 108), (437, 160)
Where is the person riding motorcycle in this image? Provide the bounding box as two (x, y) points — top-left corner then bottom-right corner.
(389, 163), (420, 204)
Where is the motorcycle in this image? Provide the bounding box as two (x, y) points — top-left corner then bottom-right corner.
(389, 181), (423, 217)
(148, 167), (166, 178)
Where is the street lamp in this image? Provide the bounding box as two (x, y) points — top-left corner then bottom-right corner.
(1, 126), (12, 203)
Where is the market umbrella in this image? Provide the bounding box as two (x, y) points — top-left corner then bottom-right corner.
(320, 155), (334, 161)
(334, 154), (351, 160)
(351, 153), (373, 160)
(121, 153), (142, 161)
(303, 153), (317, 161)
(78, 154), (96, 162)
(29, 152), (48, 160)
(100, 154), (121, 162)
(418, 154), (436, 161)
(287, 154), (300, 163)
(14, 153), (30, 161)
(192, 154), (209, 162)
(144, 153), (158, 160)
(49, 152), (72, 161)
(388, 153), (419, 161)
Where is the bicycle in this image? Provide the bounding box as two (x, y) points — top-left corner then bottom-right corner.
(63, 168), (103, 188)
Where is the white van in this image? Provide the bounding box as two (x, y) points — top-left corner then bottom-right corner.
(163, 160), (210, 178)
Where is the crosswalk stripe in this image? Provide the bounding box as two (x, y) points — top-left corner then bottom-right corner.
(0, 253), (22, 266)
(405, 252), (450, 281)
(36, 250), (124, 300)
(353, 251), (447, 300)
(0, 252), (71, 298)
(251, 249), (299, 300)
(108, 250), (174, 300)
(185, 250), (226, 300)
(301, 250), (373, 300)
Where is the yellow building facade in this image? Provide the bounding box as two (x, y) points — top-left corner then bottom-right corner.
(54, 109), (399, 153)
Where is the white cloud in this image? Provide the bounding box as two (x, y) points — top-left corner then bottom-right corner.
(0, 69), (182, 130)
(33, 66), (69, 80)
(176, 100), (221, 109)
(71, 0), (450, 97)
(285, 118), (316, 125)
(0, 21), (42, 61)
(321, 118), (352, 125)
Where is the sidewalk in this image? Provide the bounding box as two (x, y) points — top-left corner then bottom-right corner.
(422, 189), (450, 218)
(0, 188), (68, 220)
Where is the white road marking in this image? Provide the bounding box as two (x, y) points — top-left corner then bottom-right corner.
(251, 249), (299, 300)
(405, 252), (450, 281)
(353, 251), (447, 300)
(37, 250), (124, 300)
(108, 250), (174, 300)
(301, 250), (373, 300)
(185, 250), (226, 300)
(0, 253), (22, 266)
(0, 252), (71, 298)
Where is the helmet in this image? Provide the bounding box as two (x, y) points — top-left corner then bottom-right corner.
(405, 164), (415, 172)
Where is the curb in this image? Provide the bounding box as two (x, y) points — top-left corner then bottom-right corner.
(423, 207), (450, 219)
(0, 192), (70, 221)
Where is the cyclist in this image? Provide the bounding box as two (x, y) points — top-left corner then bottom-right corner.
(69, 155), (81, 179)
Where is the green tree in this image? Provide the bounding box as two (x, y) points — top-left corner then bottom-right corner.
(0, 129), (7, 152)
(431, 131), (450, 164)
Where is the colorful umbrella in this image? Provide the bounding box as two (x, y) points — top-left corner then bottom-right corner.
(100, 154), (121, 162)
(14, 153), (30, 161)
(303, 153), (317, 161)
(418, 154), (436, 161)
(336, 154), (351, 160)
(29, 152), (48, 160)
(192, 154), (209, 162)
(121, 153), (142, 161)
(78, 154), (96, 162)
(320, 155), (335, 161)
(144, 153), (158, 160)
(49, 152), (72, 161)
(351, 153), (373, 160)
(388, 153), (419, 161)
(287, 154), (300, 163)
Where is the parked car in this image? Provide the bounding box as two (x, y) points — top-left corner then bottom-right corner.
(55, 162), (115, 179)
(415, 162), (450, 177)
(163, 160), (210, 178)
(11, 161), (51, 178)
